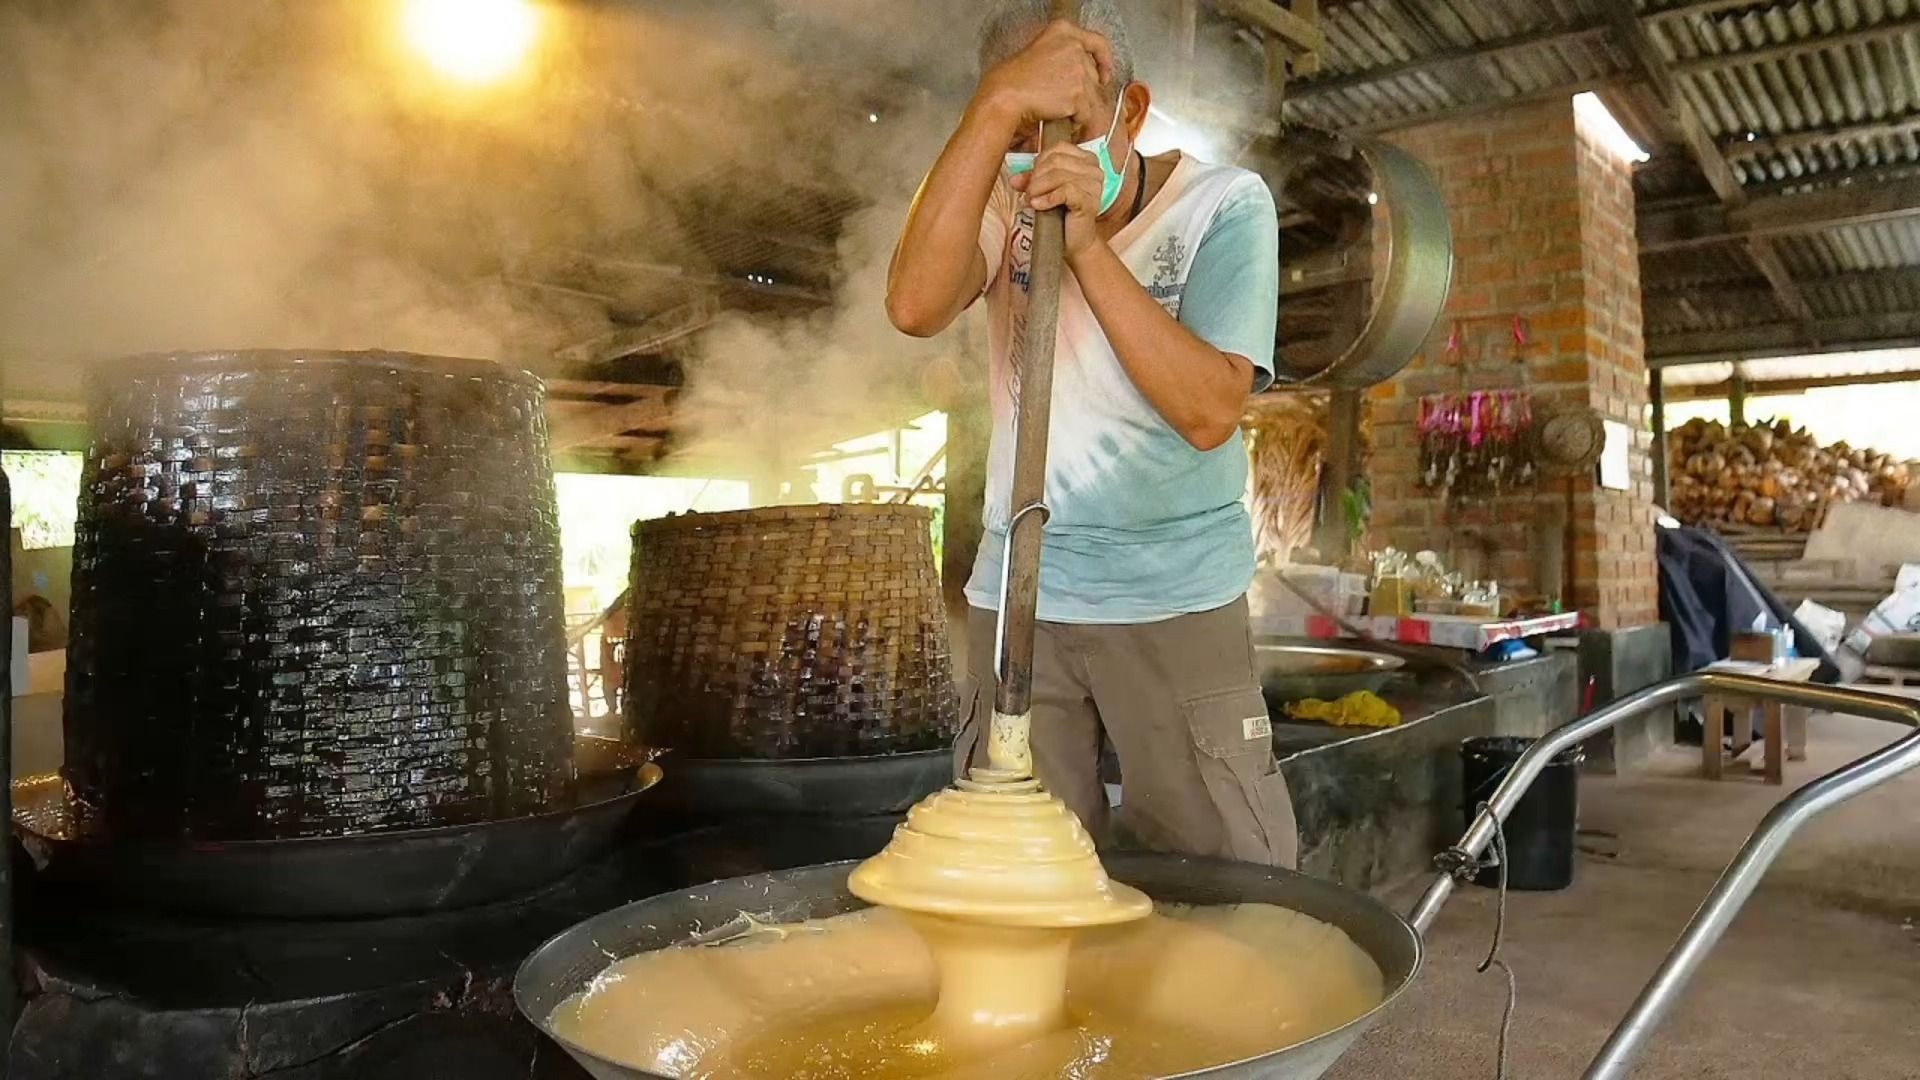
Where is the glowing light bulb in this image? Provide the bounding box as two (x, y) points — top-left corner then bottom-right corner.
(402, 0), (539, 85)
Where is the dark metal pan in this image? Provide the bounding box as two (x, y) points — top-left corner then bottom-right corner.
(1253, 642), (1406, 705)
(13, 735), (662, 919)
(648, 748), (952, 818)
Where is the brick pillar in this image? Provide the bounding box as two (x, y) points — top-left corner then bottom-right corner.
(1364, 97), (1659, 629)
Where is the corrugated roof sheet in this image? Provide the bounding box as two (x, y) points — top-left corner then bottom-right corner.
(1286, 0), (1627, 130)
(1646, 0), (1920, 186)
(1775, 218), (1920, 274)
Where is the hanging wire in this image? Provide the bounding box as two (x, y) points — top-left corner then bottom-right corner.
(1473, 801), (1518, 1080)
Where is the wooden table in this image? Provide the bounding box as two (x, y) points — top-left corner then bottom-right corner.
(1702, 658), (1820, 785)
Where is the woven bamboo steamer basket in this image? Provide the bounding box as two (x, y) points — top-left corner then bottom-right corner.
(623, 503), (958, 761)
(64, 350), (575, 841)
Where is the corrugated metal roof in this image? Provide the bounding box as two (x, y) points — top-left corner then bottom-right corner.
(1775, 218), (1920, 274)
(1646, 0), (1920, 187)
(1249, 1), (1920, 360)
(1285, 0), (1627, 130)
(1798, 265), (1920, 316)
(1646, 289), (1780, 334)
(1642, 242), (1758, 288)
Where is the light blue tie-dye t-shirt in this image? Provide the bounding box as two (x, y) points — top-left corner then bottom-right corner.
(965, 155), (1280, 624)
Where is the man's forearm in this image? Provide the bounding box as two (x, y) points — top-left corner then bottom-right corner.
(1069, 243), (1255, 451)
(885, 95), (1018, 337)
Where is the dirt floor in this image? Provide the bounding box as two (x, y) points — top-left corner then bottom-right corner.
(1327, 703), (1920, 1080)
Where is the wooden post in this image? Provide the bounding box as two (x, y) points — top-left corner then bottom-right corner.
(944, 377), (990, 680)
(1763, 701), (1785, 785)
(1650, 366), (1669, 509)
(0, 466), (13, 1028)
(1316, 388), (1362, 559)
(1702, 694), (1725, 780)
(1728, 368), (1747, 426)
(1263, 33), (1289, 116)
(990, 0), (1081, 773)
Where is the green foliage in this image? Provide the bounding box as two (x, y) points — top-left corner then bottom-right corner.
(2, 451), (83, 550)
(1340, 479), (1371, 549)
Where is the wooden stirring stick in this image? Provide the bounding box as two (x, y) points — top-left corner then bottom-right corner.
(986, 0), (1083, 782)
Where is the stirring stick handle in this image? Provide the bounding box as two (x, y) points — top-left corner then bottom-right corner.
(991, 0), (1082, 777)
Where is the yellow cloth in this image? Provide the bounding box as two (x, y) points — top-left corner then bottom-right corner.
(1285, 690), (1402, 729)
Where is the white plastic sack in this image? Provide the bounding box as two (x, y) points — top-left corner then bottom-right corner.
(1793, 599), (1847, 654)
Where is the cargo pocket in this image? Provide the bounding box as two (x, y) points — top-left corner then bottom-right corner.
(1182, 685), (1295, 867)
(951, 675), (985, 780)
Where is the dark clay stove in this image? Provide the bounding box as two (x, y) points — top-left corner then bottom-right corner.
(10, 812), (900, 1080)
(3, 351), (933, 1079)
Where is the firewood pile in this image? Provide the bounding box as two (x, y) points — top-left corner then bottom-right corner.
(1667, 417), (1915, 533)
(1246, 396), (1327, 565)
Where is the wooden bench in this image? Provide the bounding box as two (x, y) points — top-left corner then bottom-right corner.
(1701, 657), (1820, 785)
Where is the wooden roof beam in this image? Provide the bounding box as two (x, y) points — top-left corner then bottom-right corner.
(1642, 1), (1791, 21)
(1639, 174), (1920, 250)
(1744, 238), (1816, 328)
(548, 388), (678, 453)
(1723, 112), (1920, 160)
(1211, 0), (1325, 59)
(1607, 1), (1742, 203)
(1645, 266), (1920, 301)
(1665, 366), (1920, 402)
(552, 295), (719, 367)
(1605, 1), (1821, 342)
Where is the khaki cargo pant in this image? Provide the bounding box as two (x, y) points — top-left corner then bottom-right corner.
(957, 597), (1297, 868)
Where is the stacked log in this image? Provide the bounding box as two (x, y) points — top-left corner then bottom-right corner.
(1667, 417), (1914, 533)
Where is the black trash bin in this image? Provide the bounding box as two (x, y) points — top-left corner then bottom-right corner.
(1461, 735), (1583, 891)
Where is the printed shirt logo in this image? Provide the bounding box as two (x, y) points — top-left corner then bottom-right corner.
(1147, 234), (1187, 316)
(1010, 208), (1035, 294)
(1005, 208), (1036, 410)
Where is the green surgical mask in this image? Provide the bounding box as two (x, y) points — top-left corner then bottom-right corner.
(1003, 94), (1128, 214)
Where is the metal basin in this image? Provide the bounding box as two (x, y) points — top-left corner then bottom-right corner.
(514, 853), (1421, 1080)
(1255, 642), (1407, 705)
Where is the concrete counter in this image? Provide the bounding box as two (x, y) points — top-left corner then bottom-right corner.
(1273, 648), (1578, 892)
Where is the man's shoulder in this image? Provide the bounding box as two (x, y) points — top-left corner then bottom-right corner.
(1166, 159), (1274, 223)
(1175, 158), (1268, 194)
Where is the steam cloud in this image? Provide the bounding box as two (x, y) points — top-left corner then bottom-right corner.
(0, 0), (1248, 471)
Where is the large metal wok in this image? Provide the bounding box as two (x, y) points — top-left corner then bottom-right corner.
(1254, 642), (1406, 704)
(515, 673), (1920, 1080)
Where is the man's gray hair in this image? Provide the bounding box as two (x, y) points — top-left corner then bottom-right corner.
(978, 0), (1137, 90)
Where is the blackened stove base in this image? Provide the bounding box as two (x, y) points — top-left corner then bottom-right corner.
(651, 748), (953, 818)
(10, 813), (900, 1080)
(15, 742), (659, 919)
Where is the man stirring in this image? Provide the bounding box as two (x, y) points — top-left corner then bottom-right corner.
(887, 0), (1293, 866)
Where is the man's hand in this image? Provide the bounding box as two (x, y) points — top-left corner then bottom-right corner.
(976, 19), (1114, 133)
(1008, 142), (1109, 259)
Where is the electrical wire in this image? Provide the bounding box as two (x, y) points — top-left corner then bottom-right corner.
(1474, 801), (1518, 1080)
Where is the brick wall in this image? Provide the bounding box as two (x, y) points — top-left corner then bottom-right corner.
(1364, 98), (1659, 629)
(1572, 107), (1660, 628)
